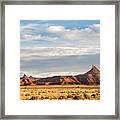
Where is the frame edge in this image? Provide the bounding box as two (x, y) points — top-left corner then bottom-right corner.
(0, 0), (119, 119)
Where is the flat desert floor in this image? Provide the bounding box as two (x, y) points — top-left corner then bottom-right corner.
(20, 85), (100, 100)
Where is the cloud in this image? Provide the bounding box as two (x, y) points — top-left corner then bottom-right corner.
(22, 34), (42, 40)
(21, 22), (100, 44)
(20, 71), (83, 78)
(63, 30), (99, 41)
(21, 33), (59, 43)
(20, 23), (100, 60)
(21, 23), (39, 29)
(47, 26), (65, 33)
(20, 21), (100, 76)
(20, 23), (100, 53)
(89, 24), (100, 31)
(46, 24), (100, 42)
(63, 24), (100, 40)
(20, 47), (100, 61)
(20, 54), (100, 77)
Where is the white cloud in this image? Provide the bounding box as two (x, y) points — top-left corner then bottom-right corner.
(89, 24), (100, 31)
(47, 26), (65, 33)
(21, 23), (100, 60)
(20, 23), (39, 31)
(46, 24), (100, 41)
(21, 23), (100, 44)
(20, 22), (100, 76)
(21, 47), (100, 61)
(22, 34), (42, 40)
(21, 33), (59, 42)
(63, 28), (99, 41)
(21, 71), (82, 78)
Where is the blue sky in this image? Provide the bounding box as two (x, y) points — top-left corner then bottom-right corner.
(21, 20), (99, 29)
(20, 20), (100, 77)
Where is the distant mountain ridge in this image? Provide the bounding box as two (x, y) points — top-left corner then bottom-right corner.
(20, 65), (100, 86)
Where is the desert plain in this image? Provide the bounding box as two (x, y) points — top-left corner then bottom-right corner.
(20, 85), (100, 100)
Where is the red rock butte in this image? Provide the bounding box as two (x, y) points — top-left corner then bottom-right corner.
(20, 65), (100, 86)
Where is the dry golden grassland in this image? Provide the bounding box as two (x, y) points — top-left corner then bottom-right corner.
(20, 85), (100, 100)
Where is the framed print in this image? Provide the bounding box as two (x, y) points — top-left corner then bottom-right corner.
(0, 0), (119, 119)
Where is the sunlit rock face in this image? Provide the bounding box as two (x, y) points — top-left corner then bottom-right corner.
(20, 65), (100, 86)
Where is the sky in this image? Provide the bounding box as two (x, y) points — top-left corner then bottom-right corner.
(20, 20), (100, 77)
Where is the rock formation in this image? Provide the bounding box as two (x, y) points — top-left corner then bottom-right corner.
(20, 65), (100, 86)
